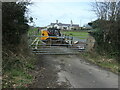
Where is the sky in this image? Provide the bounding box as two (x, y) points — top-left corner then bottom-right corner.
(27, 0), (98, 27)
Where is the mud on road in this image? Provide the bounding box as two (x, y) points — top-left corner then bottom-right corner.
(30, 51), (118, 88)
(30, 54), (71, 88)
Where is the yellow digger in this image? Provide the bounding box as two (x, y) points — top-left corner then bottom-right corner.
(40, 30), (58, 40)
(40, 27), (65, 44)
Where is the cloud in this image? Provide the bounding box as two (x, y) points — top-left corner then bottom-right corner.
(28, 2), (97, 26)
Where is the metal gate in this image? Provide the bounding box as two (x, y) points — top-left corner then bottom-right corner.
(28, 34), (87, 55)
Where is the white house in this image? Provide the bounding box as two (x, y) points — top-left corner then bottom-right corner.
(47, 20), (79, 30)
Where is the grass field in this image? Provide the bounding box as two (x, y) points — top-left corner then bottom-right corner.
(28, 28), (89, 40)
(28, 27), (40, 36)
(61, 30), (89, 39)
(28, 28), (89, 39)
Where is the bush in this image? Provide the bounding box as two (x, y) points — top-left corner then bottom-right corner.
(91, 20), (120, 62)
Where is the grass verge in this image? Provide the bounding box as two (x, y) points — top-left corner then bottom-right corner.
(2, 48), (36, 88)
(2, 32), (37, 88)
(79, 52), (119, 74)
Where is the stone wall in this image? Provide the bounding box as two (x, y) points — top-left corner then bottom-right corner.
(86, 32), (95, 52)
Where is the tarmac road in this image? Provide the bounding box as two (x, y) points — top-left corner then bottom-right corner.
(55, 55), (118, 88)
(31, 47), (118, 88)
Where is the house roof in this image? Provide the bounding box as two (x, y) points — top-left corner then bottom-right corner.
(72, 24), (79, 27)
(50, 23), (79, 27)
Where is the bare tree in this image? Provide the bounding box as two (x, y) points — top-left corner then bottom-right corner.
(92, 0), (120, 21)
(91, 0), (120, 57)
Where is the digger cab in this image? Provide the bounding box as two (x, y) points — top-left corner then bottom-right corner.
(40, 28), (61, 42)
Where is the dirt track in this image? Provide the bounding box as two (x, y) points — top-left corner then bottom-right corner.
(30, 47), (118, 88)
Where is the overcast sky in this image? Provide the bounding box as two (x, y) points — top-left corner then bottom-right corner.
(27, 0), (97, 27)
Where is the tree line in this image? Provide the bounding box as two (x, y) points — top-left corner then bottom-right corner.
(2, 0), (33, 71)
(2, 1), (30, 50)
(90, 1), (120, 61)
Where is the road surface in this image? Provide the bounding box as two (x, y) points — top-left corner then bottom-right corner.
(31, 47), (118, 88)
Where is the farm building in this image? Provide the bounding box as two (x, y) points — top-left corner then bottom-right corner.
(47, 20), (79, 30)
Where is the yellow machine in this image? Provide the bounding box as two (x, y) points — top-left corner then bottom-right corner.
(40, 30), (57, 40)
(40, 30), (49, 40)
(40, 28), (61, 42)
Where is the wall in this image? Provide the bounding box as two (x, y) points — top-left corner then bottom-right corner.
(86, 33), (95, 52)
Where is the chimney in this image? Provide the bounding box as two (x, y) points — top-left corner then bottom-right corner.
(56, 20), (58, 24)
(71, 20), (73, 26)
